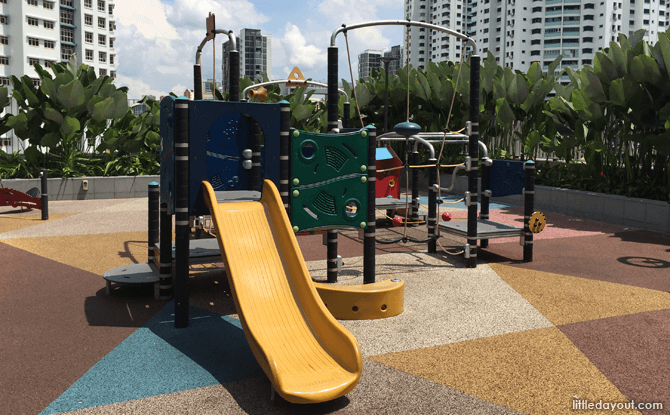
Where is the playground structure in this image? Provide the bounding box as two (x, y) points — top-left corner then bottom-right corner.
(102, 16), (546, 405)
(0, 169), (49, 220)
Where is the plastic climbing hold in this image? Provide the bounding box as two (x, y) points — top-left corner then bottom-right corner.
(392, 216), (403, 227)
(394, 121), (422, 137)
(442, 212), (452, 221)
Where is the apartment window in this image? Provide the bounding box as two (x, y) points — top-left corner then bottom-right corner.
(43, 1), (54, 8)
(0, 56), (8, 65)
(532, 6), (542, 11)
(98, 0), (105, 12)
(44, 20), (54, 29)
(27, 0), (38, 6)
(44, 40), (54, 49)
(98, 34), (106, 46)
(644, 8), (650, 13)
(531, 39), (541, 45)
(99, 68), (107, 76)
(584, 2), (595, 8)
(60, 0), (73, 6)
(85, 32), (93, 43)
(0, 77), (9, 86)
(28, 57), (39, 66)
(582, 59), (592, 65)
(110, 54), (114, 64)
(644, 19), (649, 24)
(532, 28), (541, 34)
(531, 50), (540, 55)
(28, 37), (39, 46)
(99, 51), (106, 62)
(532, 18), (541, 23)
(85, 14), (92, 26)
(84, 0), (91, 7)
(98, 17), (106, 29)
(61, 28), (73, 43)
(0, 36), (7, 45)
(583, 15), (594, 20)
(60, 9), (73, 25)
(109, 37), (114, 48)
(583, 37), (593, 42)
(108, 4), (113, 14)
(61, 45), (74, 60)
(583, 26), (594, 31)
(110, 71), (116, 78)
(28, 17), (39, 26)
(109, 21), (115, 31)
(0, 15), (7, 25)
(85, 49), (93, 60)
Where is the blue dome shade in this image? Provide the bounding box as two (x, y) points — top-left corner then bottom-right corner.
(394, 121), (422, 137)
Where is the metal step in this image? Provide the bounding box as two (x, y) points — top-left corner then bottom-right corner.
(439, 219), (523, 239)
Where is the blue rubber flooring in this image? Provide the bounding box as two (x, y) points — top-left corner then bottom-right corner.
(40, 302), (263, 414)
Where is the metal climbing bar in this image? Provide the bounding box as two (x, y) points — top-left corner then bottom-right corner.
(243, 81), (349, 103)
(330, 20), (477, 55)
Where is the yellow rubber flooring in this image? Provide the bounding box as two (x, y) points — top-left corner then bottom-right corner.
(490, 263), (670, 325)
(369, 326), (640, 415)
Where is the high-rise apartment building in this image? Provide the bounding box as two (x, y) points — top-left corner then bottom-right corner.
(222, 28), (271, 94)
(404, 0), (668, 75)
(358, 46), (402, 80)
(1, 0), (117, 152)
(467, 0), (667, 74)
(404, 0), (468, 69)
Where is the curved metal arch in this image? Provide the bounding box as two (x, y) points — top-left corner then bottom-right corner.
(195, 29), (236, 65)
(330, 20), (477, 55)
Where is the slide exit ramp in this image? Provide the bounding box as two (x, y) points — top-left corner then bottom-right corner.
(202, 179), (362, 404)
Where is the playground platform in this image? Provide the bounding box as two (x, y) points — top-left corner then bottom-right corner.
(1, 195), (669, 415)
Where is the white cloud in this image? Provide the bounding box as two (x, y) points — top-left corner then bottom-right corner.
(115, 75), (169, 99)
(114, 0), (269, 99)
(171, 84), (190, 96)
(279, 23), (327, 70)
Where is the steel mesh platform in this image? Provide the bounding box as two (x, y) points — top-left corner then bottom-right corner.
(439, 219), (523, 239)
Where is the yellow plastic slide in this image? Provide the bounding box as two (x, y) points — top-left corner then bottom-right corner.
(201, 180), (363, 404)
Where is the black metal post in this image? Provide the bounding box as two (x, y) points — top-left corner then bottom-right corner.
(411, 150), (420, 224)
(343, 102), (350, 129)
(466, 55), (480, 268)
(327, 46), (339, 283)
(279, 100), (290, 211)
(40, 168), (48, 220)
(250, 120), (262, 192)
(480, 160), (490, 249)
(193, 64), (202, 100)
(174, 98), (190, 328)
(159, 200), (173, 300)
(148, 182), (159, 264)
(523, 160), (535, 262)
(364, 126), (376, 284)
(229, 50), (239, 102)
(427, 157), (437, 253)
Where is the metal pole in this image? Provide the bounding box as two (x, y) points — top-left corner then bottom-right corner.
(229, 49), (239, 102)
(427, 157), (437, 253)
(466, 55), (480, 268)
(327, 46), (339, 283)
(384, 59), (390, 134)
(250, 120), (262, 192)
(279, 100), (290, 211)
(193, 65), (203, 100)
(411, 150), (420, 224)
(364, 125), (376, 284)
(480, 160), (490, 249)
(148, 182), (160, 299)
(523, 161), (535, 262)
(343, 102), (350, 129)
(174, 98), (190, 328)
(159, 199), (173, 301)
(40, 168), (48, 220)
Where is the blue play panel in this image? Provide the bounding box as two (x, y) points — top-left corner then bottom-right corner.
(40, 303), (263, 414)
(418, 195), (515, 210)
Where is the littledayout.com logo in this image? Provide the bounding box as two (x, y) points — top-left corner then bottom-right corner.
(572, 396), (664, 411)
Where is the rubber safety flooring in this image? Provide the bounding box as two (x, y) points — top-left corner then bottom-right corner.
(1, 197), (669, 415)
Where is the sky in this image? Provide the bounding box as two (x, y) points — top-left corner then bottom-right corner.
(113, 0), (405, 99)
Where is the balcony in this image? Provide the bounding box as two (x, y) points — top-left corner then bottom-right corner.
(545, 20), (562, 25)
(562, 64), (579, 69)
(563, 0), (581, 3)
(563, 8), (581, 13)
(563, 50), (579, 57)
(563, 41), (579, 46)
(545, 31), (561, 36)
(546, 0), (562, 3)
(544, 52), (560, 57)
(563, 20), (581, 25)
(546, 9), (563, 14)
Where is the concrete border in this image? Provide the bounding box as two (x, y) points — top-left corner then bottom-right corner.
(1, 175), (160, 201)
(449, 176), (670, 235)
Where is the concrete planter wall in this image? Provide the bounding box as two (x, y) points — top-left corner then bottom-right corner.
(1, 175), (160, 201)
(449, 175), (670, 234)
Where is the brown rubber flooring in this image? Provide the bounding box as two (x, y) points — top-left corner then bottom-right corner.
(1, 198), (669, 415)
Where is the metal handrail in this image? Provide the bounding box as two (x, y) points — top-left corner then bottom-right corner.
(242, 80), (349, 102)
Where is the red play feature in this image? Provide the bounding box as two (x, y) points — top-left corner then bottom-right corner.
(1, 188), (42, 210)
